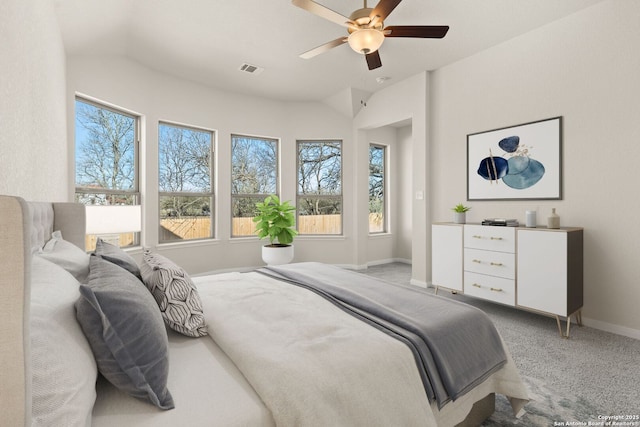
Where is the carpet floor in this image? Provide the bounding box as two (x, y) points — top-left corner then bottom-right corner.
(360, 262), (640, 426)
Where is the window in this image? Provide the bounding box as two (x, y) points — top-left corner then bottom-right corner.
(231, 134), (278, 237)
(158, 122), (214, 242)
(297, 140), (342, 235)
(369, 144), (386, 233)
(75, 97), (140, 249)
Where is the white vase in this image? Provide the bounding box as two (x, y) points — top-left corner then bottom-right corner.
(526, 210), (537, 228)
(547, 208), (560, 229)
(453, 212), (466, 224)
(262, 244), (294, 265)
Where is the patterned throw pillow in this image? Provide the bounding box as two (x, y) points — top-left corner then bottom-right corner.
(140, 251), (207, 338)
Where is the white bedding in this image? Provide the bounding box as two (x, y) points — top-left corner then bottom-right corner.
(92, 329), (275, 427)
(194, 271), (529, 427)
(1, 196), (528, 427)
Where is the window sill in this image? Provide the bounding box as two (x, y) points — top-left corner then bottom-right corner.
(228, 236), (261, 244)
(296, 235), (346, 242)
(368, 232), (392, 239)
(156, 238), (221, 250)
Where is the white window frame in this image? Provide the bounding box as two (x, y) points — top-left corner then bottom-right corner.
(230, 133), (280, 238)
(296, 139), (343, 236)
(369, 143), (387, 234)
(74, 96), (140, 248)
(158, 121), (216, 243)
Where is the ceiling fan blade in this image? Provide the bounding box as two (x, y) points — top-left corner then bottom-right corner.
(370, 0), (403, 22)
(365, 50), (382, 70)
(384, 25), (449, 38)
(299, 37), (347, 59)
(291, 0), (351, 28)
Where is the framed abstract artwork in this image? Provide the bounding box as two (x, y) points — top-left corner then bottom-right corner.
(467, 116), (562, 201)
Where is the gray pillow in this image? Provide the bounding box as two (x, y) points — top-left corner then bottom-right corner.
(94, 238), (141, 278)
(75, 255), (174, 409)
(140, 251), (208, 338)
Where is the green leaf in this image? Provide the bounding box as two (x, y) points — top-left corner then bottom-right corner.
(253, 194), (297, 244)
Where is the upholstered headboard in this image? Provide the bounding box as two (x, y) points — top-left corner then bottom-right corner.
(0, 196), (85, 427)
(27, 201), (86, 252)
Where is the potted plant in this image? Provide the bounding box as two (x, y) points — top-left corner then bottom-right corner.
(253, 194), (298, 265)
(452, 203), (471, 224)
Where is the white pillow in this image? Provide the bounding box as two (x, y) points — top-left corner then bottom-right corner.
(41, 230), (62, 253)
(38, 230), (90, 283)
(31, 256), (98, 427)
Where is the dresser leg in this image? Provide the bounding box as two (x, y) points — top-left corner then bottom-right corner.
(556, 316), (570, 338)
(555, 310), (582, 339)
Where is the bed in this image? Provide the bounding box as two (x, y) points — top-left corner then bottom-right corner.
(0, 195), (529, 427)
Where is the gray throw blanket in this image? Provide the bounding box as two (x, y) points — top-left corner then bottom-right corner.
(259, 262), (507, 409)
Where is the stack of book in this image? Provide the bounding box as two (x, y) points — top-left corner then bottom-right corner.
(481, 218), (519, 227)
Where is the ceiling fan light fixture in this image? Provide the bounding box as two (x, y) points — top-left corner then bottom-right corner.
(347, 28), (384, 54)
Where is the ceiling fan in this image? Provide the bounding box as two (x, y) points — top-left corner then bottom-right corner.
(292, 0), (449, 70)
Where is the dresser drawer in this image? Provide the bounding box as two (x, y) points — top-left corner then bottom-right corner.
(464, 225), (515, 253)
(464, 248), (515, 279)
(464, 272), (515, 306)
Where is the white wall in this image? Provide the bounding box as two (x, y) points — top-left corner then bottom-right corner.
(66, 56), (356, 273)
(430, 0), (640, 336)
(362, 125), (413, 265)
(354, 72), (430, 285)
(395, 125), (413, 261)
(0, 0), (68, 201)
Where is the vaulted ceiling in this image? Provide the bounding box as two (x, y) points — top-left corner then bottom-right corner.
(54, 0), (603, 102)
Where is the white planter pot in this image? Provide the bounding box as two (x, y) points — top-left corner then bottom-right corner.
(453, 212), (466, 224)
(262, 244), (294, 266)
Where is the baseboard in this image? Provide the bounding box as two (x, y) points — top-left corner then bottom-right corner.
(340, 258), (412, 271)
(581, 317), (640, 341)
(410, 278), (428, 288)
(193, 265), (257, 276)
(336, 263), (367, 270)
(367, 258), (412, 266)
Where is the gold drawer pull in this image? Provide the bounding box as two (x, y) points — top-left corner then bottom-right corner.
(490, 287), (503, 292)
(490, 237), (503, 240)
(473, 235), (482, 239)
(490, 262), (503, 266)
(472, 283), (481, 288)
(472, 259), (482, 263)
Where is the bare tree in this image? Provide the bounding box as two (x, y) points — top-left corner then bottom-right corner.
(159, 125), (210, 192)
(297, 141), (341, 216)
(159, 124), (212, 217)
(369, 145), (384, 215)
(231, 136), (277, 217)
(75, 101), (136, 205)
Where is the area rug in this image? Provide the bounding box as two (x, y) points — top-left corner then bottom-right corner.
(482, 375), (604, 426)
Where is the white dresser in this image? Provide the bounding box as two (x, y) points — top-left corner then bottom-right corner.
(463, 225), (516, 306)
(432, 223), (584, 337)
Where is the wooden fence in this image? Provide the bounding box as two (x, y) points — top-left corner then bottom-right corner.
(85, 214), (384, 247)
(158, 214), (383, 240)
(160, 217), (213, 241)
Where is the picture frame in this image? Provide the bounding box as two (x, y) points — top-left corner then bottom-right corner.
(467, 116), (562, 201)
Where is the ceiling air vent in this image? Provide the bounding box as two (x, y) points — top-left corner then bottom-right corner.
(238, 63), (264, 75)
